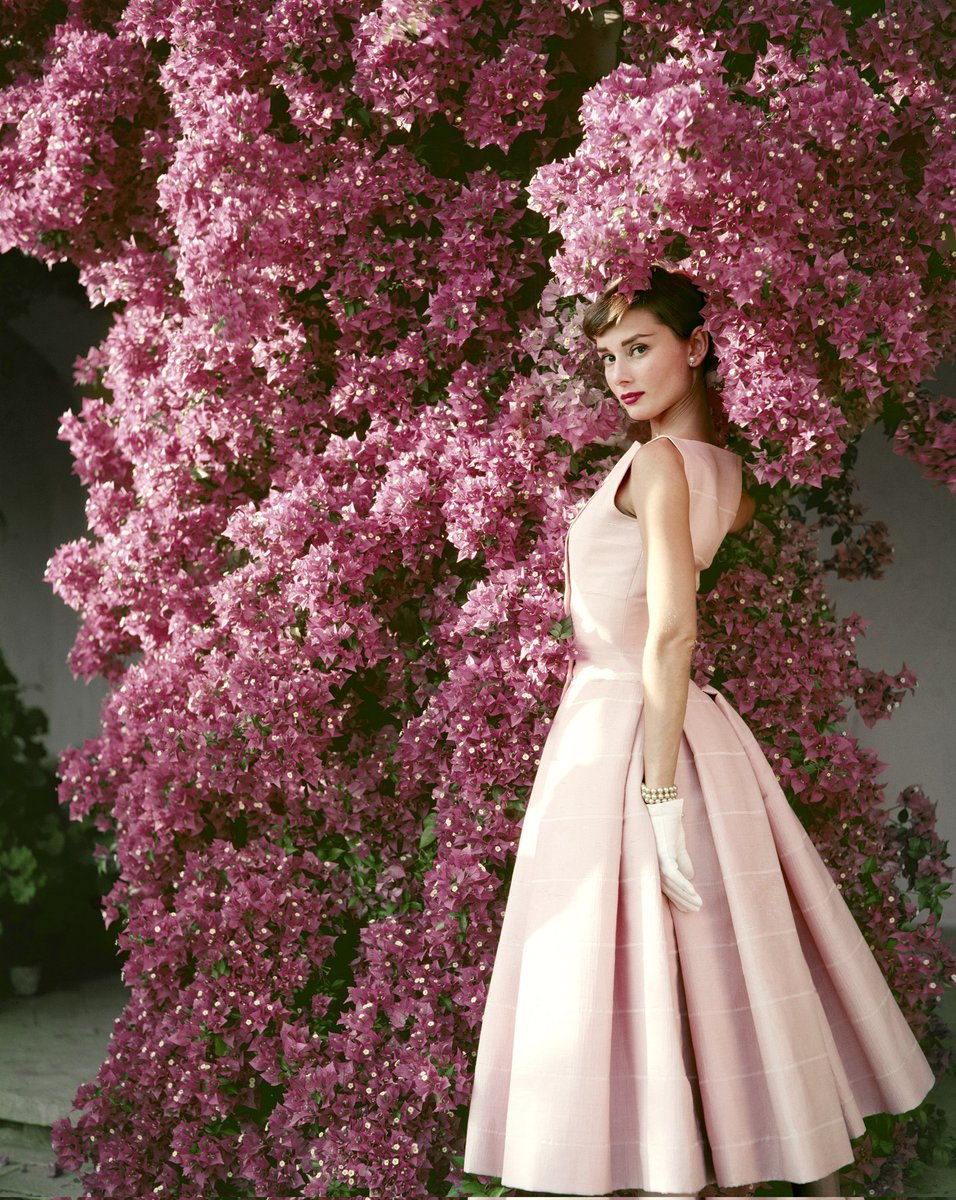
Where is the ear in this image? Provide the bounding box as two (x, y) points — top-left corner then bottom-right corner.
(688, 323), (709, 365)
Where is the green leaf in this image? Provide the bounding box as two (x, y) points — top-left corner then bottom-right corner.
(419, 811), (437, 850)
(0, 846), (43, 905)
(447, 1175), (512, 1197)
(549, 616), (574, 641)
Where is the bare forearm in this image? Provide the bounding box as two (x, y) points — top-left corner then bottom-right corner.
(641, 634), (694, 788)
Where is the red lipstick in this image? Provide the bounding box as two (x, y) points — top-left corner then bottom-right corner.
(621, 391), (644, 402)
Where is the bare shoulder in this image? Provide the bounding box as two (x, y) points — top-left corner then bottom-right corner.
(629, 438), (688, 495)
(624, 438), (689, 521)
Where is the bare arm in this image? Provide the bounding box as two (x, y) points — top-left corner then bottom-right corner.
(729, 488), (756, 533)
(627, 439), (698, 789)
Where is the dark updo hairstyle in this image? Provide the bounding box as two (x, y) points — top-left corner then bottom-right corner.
(581, 266), (719, 375)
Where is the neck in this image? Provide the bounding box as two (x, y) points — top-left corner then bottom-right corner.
(649, 383), (715, 443)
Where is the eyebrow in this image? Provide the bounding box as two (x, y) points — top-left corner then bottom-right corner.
(594, 331), (657, 352)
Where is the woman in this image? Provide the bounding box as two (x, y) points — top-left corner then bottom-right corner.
(462, 268), (934, 1198)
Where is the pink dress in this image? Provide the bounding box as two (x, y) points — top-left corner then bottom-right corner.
(462, 435), (934, 1196)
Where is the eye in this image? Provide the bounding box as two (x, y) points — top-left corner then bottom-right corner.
(630, 343), (648, 356)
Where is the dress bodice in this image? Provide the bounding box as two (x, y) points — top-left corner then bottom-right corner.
(561, 435), (742, 674)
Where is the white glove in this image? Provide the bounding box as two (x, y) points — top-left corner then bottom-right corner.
(646, 797), (702, 913)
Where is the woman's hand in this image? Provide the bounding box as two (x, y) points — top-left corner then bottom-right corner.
(645, 798), (702, 913)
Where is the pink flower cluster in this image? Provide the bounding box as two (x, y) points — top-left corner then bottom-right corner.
(529, 1), (956, 486)
(351, 0), (566, 145)
(0, 2), (950, 1197)
(0, 17), (163, 263)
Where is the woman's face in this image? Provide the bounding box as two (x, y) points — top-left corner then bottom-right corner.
(594, 306), (705, 423)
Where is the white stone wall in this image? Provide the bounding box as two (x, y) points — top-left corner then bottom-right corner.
(823, 412), (956, 924)
(1, 290), (111, 762)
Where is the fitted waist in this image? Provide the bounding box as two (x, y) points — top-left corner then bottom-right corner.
(567, 651), (644, 680)
(563, 652), (720, 702)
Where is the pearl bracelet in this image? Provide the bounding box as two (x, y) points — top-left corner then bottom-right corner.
(641, 783), (679, 804)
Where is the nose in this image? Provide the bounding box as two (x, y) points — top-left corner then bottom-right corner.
(608, 358), (632, 390)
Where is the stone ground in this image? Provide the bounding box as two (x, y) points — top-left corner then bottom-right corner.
(0, 972), (128, 1199)
(0, 970), (953, 1199)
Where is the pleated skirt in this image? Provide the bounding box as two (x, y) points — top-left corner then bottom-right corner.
(462, 665), (935, 1196)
